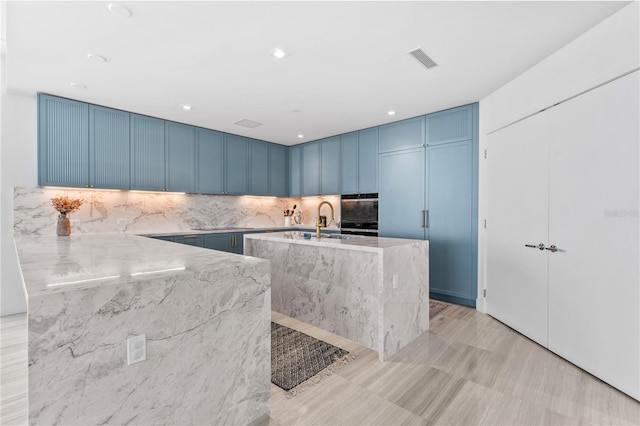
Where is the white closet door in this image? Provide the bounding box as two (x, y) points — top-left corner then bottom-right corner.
(486, 112), (550, 347)
(547, 72), (639, 399)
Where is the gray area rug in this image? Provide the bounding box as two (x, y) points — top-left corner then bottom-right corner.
(271, 322), (349, 391)
(429, 300), (450, 318)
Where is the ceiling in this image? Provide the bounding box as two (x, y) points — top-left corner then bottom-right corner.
(5, 1), (630, 145)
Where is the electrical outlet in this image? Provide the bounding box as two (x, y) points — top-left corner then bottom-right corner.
(127, 334), (146, 365)
(117, 219), (128, 225)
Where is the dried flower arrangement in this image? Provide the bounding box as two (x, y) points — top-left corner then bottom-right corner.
(50, 195), (84, 215)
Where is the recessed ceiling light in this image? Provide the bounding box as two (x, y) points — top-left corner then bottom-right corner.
(182, 105), (192, 111)
(387, 110), (396, 116)
(87, 53), (107, 62)
(271, 48), (286, 59)
(108, 3), (132, 18)
(297, 134), (304, 139)
(69, 83), (87, 89)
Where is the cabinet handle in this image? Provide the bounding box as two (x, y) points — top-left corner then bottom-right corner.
(545, 245), (559, 253)
(182, 235), (198, 239)
(421, 210), (425, 228)
(231, 235), (236, 247)
(525, 243), (546, 250)
(424, 210), (429, 228)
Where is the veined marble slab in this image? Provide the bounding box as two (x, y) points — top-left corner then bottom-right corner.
(244, 231), (429, 360)
(15, 233), (271, 425)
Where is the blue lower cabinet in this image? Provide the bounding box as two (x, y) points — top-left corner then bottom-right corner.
(150, 235), (175, 242)
(204, 233), (242, 253)
(173, 234), (205, 247)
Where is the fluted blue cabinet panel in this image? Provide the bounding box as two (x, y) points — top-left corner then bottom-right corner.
(166, 122), (196, 192)
(302, 141), (321, 195)
(321, 137), (340, 194)
(174, 235), (204, 247)
(269, 144), (288, 197)
(427, 140), (475, 302)
(427, 105), (473, 146)
(130, 114), (166, 191)
(225, 135), (249, 195)
(378, 148), (426, 240)
(89, 105), (130, 189)
(378, 116), (425, 153)
(250, 140), (270, 195)
(340, 132), (358, 194)
(289, 145), (302, 196)
(38, 94), (89, 187)
(358, 127), (378, 194)
(196, 128), (224, 194)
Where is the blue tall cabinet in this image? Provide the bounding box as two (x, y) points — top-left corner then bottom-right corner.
(379, 104), (479, 307)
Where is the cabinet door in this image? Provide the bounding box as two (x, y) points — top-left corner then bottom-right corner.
(427, 140), (476, 306)
(289, 145), (302, 196)
(250, 140), (270, 195)
(38, 94), (89, 187)
(204, 234), (234, 253)
(358, 127), (378, 194)
(547, 72), (639, 399)
(486, 109), (550, 347)
(225, 135), (249, 195)
(174, 234), (204, 247)
(130, 114), (165, 191)
(302, 142), (321, 195)
(321, 137), (340, 194)
(89, 105), (130, 189)
(378, 148), (425, 240)
(378, 116), (424, 153)
(196, 128), (224, 194)
(166, 122), (196, 193)
(233, 233), (243, 254)
(340, 132), (358, 194)
(427, 105), (473, 146)
(269, 144), (288, 197)
(151, 235), (175, 242)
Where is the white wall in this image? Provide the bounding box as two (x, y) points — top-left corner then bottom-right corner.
(476, 2), (639, 312)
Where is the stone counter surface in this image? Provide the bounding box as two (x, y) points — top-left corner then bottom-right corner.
(15, 233), (271, 426)
(245, 232), (429, 360)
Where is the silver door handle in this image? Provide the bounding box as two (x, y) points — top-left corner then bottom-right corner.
(424, 210), (429, 228)
(525, 243), (546, 250)
(421, 210), (425, 228)
(545, 245), (558, 253)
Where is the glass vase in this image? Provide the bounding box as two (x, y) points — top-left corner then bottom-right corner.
(57, 213), (71, 236)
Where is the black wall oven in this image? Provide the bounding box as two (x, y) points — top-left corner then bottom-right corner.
(340, 193), (378, 236)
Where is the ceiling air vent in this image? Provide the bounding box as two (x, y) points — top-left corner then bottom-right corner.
(408, 48), (438, 69)
(234, 119), (264, 128)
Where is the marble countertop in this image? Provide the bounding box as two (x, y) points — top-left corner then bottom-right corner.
(140, 225), (339, 237)
(15, 233), (268, 297)
(244, 231), (424, 253)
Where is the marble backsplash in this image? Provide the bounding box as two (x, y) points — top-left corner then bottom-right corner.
(14, 187), (340, 236)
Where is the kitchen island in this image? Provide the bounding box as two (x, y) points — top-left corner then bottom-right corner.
(244, 231), (429, 360)
(15, 233), (271, 426)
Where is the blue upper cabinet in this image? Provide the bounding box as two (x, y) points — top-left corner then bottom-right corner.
(269, 144), (288, 197)
(289, 145), (302, 196)
(38, 94), (89, 187)
(130, 114), (166, 191)
(166, 122), (196, 193)
(320, 137), (340, 194)
(358, 127), (378, 194)
(340, 132), (358, 194)
(225, 134), (249, 195)
(302, 141), (321, 195)
(250, 139), (270, 196)
(427, 105), (473, 146)
(89, 105), (130, 190)
(378, 116), (425, 153)
(196, 128), (224, 194)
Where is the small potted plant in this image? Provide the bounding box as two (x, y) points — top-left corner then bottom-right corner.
(50, 195), (83, 236)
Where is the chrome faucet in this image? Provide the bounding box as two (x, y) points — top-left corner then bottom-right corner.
(316, 201), (335, 238)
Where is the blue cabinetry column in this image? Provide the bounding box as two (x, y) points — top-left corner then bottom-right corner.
(196, 128), (224, 194)
(166, 122), (196, 193)
(379, 116), (425, 153)
(269, 144), (288, 197)
(130, 114), (166, 191)
(225, 135), (250, 195)
(89, 105), (130, 189)
(289, 145), (302, 196)
(340, 132), (358, 194)
(38, 94), (89, 187)
(358, 127), (378, 194)
(302, 142), (321, 195)
(250, 139), (270, 195)
(320, 137), (340, 194)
